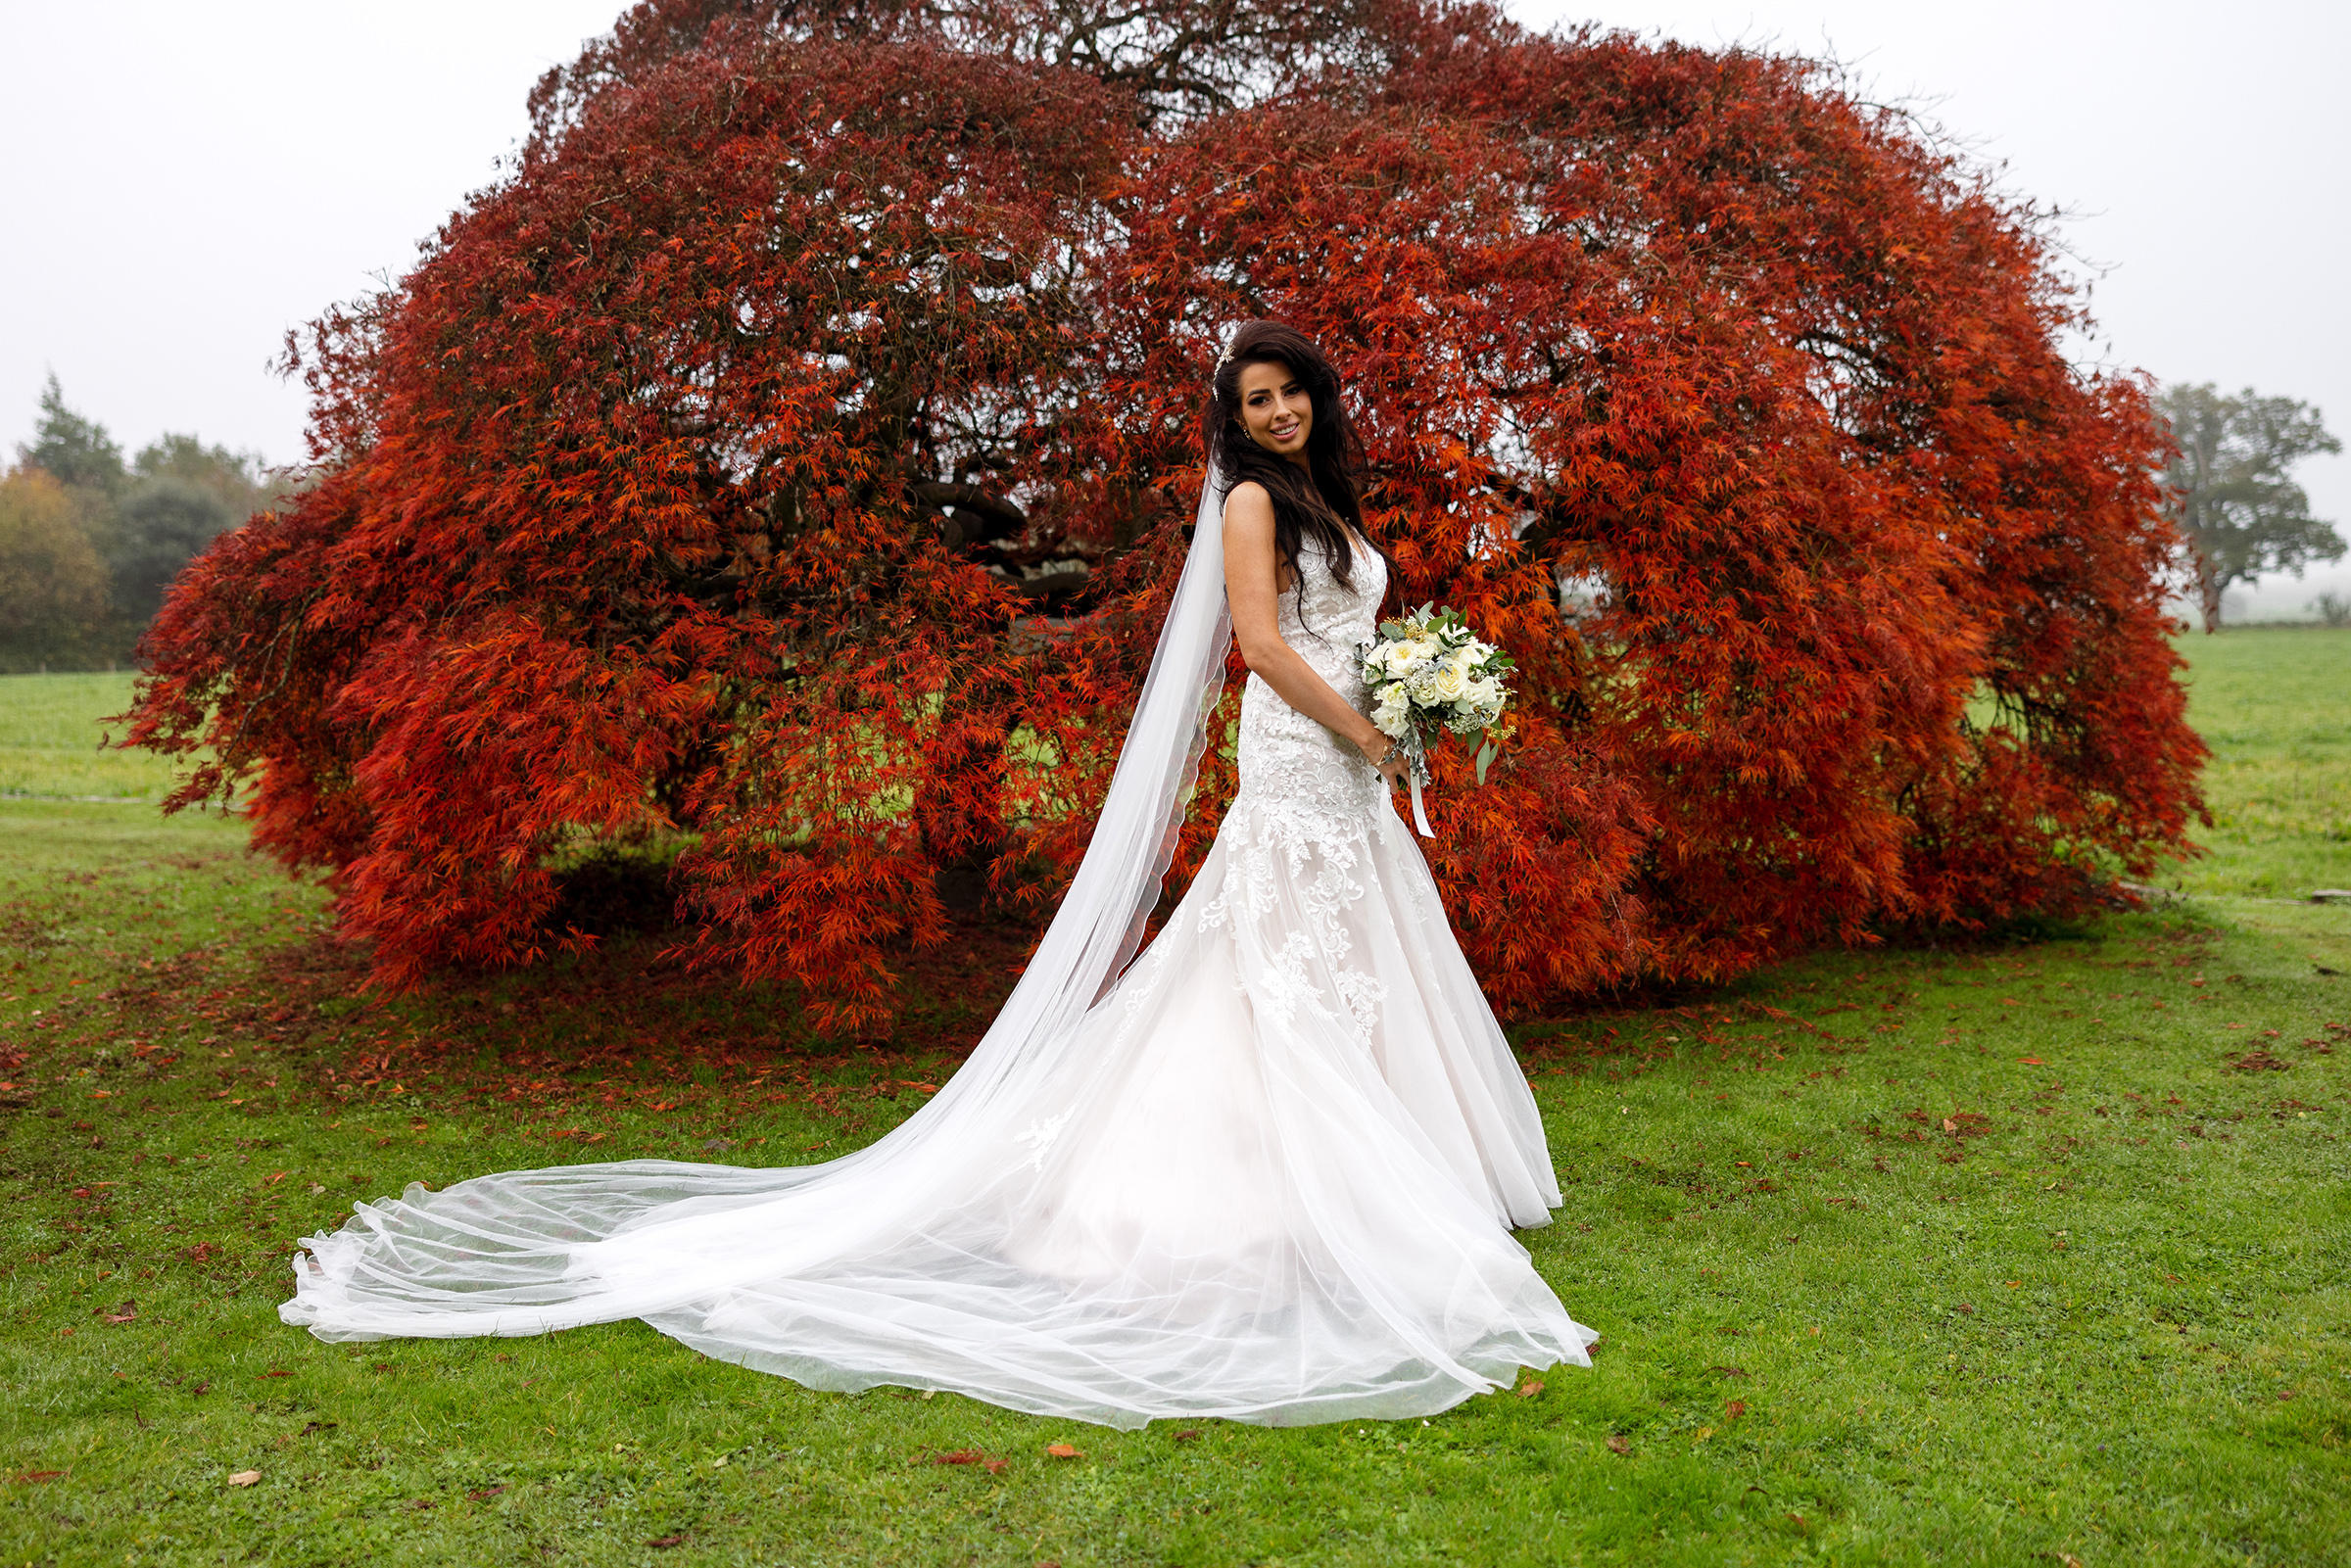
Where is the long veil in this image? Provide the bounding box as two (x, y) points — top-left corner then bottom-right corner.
(931, 460), (1234, 1095)
(282, 472), (1243, 1348)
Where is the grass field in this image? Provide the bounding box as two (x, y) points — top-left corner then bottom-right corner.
(0, 674), (187, 803)
(2, 636), (2347, 1566)
(2170, 628), (2351, 900)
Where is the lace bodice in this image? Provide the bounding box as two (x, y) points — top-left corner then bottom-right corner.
(1231, 535), (1390, 837)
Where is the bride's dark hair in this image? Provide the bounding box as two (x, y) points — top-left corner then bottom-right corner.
(1204, 321), (1375, 595)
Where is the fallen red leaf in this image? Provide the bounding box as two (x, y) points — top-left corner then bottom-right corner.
(1044, 1443), (1083, 1459)
(262, 1369), (293, 1379)
(467, 1485), (504, 1501)
(2017, 1057), (2044, 1066)
(1606, 1435), (1630, 1455)
(1517, 1380), (1544, 1398)
(1725, 1401), (1747, 1418)
(934, 1449), (988, 1466)
(96, 1300), (137, 1324)
(13, 1471), (63, 1484)
(1173, 1429), (1202, 1442)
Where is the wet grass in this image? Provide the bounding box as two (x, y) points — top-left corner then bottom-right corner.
(2171, 625), (2351, 900)
(2, 645), (2347, 1566)
(0, 674), (183, 803)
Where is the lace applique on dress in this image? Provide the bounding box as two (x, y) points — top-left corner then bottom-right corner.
(1015, 1111), (1074, 1171)
(1190, 536), (1396, 1046)
(1226, 537), (1391, 858)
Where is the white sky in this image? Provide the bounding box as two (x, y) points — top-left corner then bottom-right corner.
(5, 1), (2344, 615)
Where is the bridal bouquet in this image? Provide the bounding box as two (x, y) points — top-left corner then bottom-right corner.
(1359, 605), (1512, 835)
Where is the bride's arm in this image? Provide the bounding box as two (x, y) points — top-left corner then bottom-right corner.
(1223, 482), (1408, 785)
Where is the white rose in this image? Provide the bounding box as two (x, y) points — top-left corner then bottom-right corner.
(1429, 663), (1469, 701)
(1372, 687), (1412, 738)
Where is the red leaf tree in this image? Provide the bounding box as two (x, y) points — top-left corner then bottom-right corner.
(123, 0), (2203, 1032)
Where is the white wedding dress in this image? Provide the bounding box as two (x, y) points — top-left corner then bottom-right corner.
(284, 521), (1595, 1428)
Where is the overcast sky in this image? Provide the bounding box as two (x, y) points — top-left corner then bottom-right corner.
(5, 1), (2344, 615)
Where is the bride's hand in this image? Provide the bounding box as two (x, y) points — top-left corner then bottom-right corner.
(1362, 735), (1409, 786)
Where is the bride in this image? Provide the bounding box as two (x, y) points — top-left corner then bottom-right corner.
(284, 320), (1596, 1428)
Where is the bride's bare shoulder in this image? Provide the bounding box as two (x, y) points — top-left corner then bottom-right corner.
(1223, 481), (1273, 530)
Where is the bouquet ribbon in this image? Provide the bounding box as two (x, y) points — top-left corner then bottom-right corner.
(1407, 769), (1435, 838)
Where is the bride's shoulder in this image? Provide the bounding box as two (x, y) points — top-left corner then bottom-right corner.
(1222, 481), (1274, 538)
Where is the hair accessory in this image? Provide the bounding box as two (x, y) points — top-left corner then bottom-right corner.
(1216, 346), (1234, 369)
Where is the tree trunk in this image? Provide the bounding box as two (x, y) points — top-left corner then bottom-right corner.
(2194, 549), (2225, 634)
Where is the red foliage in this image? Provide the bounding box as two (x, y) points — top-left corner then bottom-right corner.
(123, 0), (2203, 1033)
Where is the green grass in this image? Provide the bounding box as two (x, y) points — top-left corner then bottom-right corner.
(2172, 627), (2351, 900)
(3, 647), (2348, 1566)
(0, 673), (187, 802)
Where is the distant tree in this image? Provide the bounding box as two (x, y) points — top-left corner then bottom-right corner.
(112, 480), (235, 624)
(2159, 384), (2344, 633)
(19, 373), (125, 492)
(133, 433), (275, 519)
(0, 466), (110, 666)
(116, 435), (271, 625)
(2314, 591), (2351, 629)
(14, 382), (276, 650)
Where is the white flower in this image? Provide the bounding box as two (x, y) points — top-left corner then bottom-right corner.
(1372, 686), (1412, 738)
(1428, 662), (1469, 701)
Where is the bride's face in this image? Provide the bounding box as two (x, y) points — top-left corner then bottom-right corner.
(1236, 360), (1313, 463)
